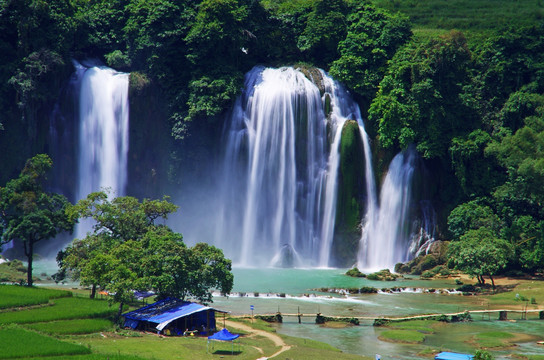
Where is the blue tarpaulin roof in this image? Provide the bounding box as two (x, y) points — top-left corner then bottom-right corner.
(123, 298), (226, 331)
(435, 352), (474, 360)
(208, 328), (239, 341)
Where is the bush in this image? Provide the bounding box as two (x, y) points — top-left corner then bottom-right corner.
(373, 318), (389, 326)
(345, 267), (365, 277)
(359, 286), (378, 293)
(450, 311), (472, 322)
(457, 284), (478, 293)
(474, 350), (494, 360)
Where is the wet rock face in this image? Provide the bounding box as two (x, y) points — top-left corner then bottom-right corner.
(296, 65), (325, 95)
(331, 120), (366, 267)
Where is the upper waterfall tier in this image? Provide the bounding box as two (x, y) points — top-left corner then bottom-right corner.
(75, 62), (129, 238)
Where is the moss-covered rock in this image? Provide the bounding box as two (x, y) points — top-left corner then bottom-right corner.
(367, 269), (401, 281)
(331, 120), (366, 266)
(395, 241), (450, 275)
(345, 267), (365, 277)
(296, 64), (325, 94)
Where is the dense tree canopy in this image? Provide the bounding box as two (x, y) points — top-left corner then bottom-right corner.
(61, 191), (233, 323)
(1, 0), (544, 278)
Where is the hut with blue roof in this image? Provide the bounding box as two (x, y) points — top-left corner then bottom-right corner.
(123, 297), (227, 336)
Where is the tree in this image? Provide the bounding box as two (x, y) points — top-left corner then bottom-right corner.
(370, 30), (474, 159)
(62, 192), (233, 323)
(63, 191), (178, 318)
(448, 227), (511, 289)
(447, 200), (501, 240)
(297, 0), (349, 66)
(0, 154), (74, 286)
(329, 2), (411, 108)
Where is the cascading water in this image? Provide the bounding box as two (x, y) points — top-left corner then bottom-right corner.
(358, 148), (418, 271)
(214, 66), (366, 267)
(75, 62), (129, 238)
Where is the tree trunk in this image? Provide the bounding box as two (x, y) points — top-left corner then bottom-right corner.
(116, 302), (124, 326)
(24, 239), (34, 287)
(90, 284), (96, 299)
(490, 276), (495, 290)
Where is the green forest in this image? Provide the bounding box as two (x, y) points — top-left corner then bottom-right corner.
(1, 0), (544, 278)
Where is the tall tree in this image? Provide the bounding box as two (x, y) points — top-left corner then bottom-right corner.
(0, 154), (74, 286)
(448, 227), (511, 289)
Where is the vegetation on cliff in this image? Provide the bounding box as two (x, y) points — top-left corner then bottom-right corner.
(1, 0), (543, 275)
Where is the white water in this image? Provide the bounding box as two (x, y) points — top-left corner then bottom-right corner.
(358, 148), (418, 271)
(215, 66), (365, 267)
(75, 63), (129, 239)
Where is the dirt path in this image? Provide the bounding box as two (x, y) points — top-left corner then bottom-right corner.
(224, 320), (291, 359)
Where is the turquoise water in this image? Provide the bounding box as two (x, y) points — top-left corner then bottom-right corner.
(230, 267), (459, 294)
(213, 268), (544, 360)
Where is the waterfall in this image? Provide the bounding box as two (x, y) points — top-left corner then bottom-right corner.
(75, 62), (129, 238)
(215, 66), (363, 267)
(358, 148), (417, 271)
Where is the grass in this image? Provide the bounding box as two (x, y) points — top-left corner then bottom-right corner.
(0, 326), (91, 358)
(75, 332), (265, 360)
(0, 297), (116, 324)
(379, 329), (426, 343)
(281, 334), (371, 360)
(24, 319), (114, 335)
(228, 317), (276, 333)
(388, 319), (437, 333)
(14, 355), (146, 360)
(485, 279), (544, 308)
(474, 331), (515, 348)
(0, 285), (71, 309)
(372, 0), (544, 32)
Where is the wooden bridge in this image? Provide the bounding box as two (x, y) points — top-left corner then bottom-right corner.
(253, 308), (544, 323)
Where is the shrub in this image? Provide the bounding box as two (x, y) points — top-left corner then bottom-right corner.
(373, 318), (389, 326)
(359, 286), (378, 293)
(474, 350), (494, 360)
(457, 284), (478, 293)
(345, 267), (365, 277)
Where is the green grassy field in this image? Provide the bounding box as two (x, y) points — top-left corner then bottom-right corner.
(474, 331), (515, 348)
(24, 319), (114, 335)
(0, 284), (71, 309)
(387, 319), (437, 333)
(372, 0), (544, 31)
(0, 297), (117, 324)
(379, 329), (427, 343)
(0, 326), (91, 358)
